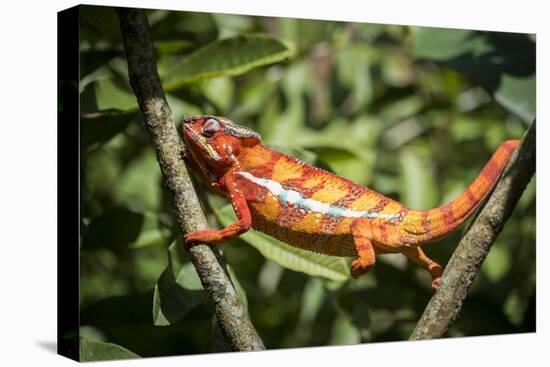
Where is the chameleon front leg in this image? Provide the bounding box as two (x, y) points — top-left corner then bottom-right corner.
(402, 246), (443, 290)
(185, 176), (252, 245)
(350, 219), (376, 278)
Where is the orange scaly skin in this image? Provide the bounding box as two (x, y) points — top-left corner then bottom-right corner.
(182, 115), (520, 290)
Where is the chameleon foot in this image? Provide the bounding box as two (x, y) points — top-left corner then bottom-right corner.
(429, 264), (443, 291)
(431, 277), (442, 290)
(350, 259), (374, 278)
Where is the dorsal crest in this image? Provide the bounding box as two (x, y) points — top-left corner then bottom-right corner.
(217, 116), (261, 141)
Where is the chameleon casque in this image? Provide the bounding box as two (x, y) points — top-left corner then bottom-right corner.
(182, 115), (520, 290)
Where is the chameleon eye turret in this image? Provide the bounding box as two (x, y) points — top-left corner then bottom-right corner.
(201, 118), (221, 137)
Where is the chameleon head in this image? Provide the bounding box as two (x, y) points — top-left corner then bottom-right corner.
(182, 115), (261, 179)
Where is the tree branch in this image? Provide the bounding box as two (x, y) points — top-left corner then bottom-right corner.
(116, 8), (265, 351)
(410, 121), (536, 340)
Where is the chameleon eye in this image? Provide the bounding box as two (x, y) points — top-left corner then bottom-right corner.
(201, 118), (220, 138)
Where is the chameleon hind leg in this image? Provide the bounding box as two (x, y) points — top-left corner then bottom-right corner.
(402, 246), (443, 290)
(350, 219), (376, 278)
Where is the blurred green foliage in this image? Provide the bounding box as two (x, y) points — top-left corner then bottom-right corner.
(78, 5), (535, 359)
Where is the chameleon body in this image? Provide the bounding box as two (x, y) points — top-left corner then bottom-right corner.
(182, 115), (520, 289)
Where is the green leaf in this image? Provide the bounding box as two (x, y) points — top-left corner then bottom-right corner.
(278, 17), (338, 53)
(449, 115), (485, 142)
(79, 338), (139, 361)
(155, 40), (194, 55)
(95, 77), (138, 111)
(483, 243), (512, 282)
(212, 13), (255, 38)
(112, 147), (163, 212)
(299, 278), (325, 324)
(128, 211), (172, 249)
(153, 239), (205, 326)
(335, 45), (375, 112)
(81, 111), (136, 148)
(148, 11), (218, 48)
(200, 76), (234, 111)
(82, 207), (170, 253)
(80, 5), (122, 46)
(504, 291), (528, 326)
(413, 28), (492, 61)
(399, 147), (439, 210)
(216, 205), (350, 282)
(79, 325), (106, 343)
(413, 28), (535, 123)
(162, 34), (291, 90)
(82, 207), (143, 253)
(494, 74), (536, 124)
(329, 312), (361, 345)
(80, 49), (123, 78)
(381, 50), (415, 87)
(379, 95), (424, 123)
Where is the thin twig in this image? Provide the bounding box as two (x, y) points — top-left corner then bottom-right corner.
(410, 121), (536, 340)
(116, 8), (265, 351)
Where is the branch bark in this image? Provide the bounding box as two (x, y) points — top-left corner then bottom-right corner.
(116, 8), (265, 351)
(410, 121), (536, 340)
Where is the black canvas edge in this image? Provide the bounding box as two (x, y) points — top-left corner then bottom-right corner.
(57, 4), (80, 362)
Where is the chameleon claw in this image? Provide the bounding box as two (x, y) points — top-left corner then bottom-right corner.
(431, 277), (442, 291)
(429, 264), (443, 291)
(350, 259), (374, 278)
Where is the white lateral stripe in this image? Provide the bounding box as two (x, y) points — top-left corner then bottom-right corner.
(237, 171), (399, 220)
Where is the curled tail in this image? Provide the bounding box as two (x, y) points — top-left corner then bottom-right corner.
(406, 140), (520, 243)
